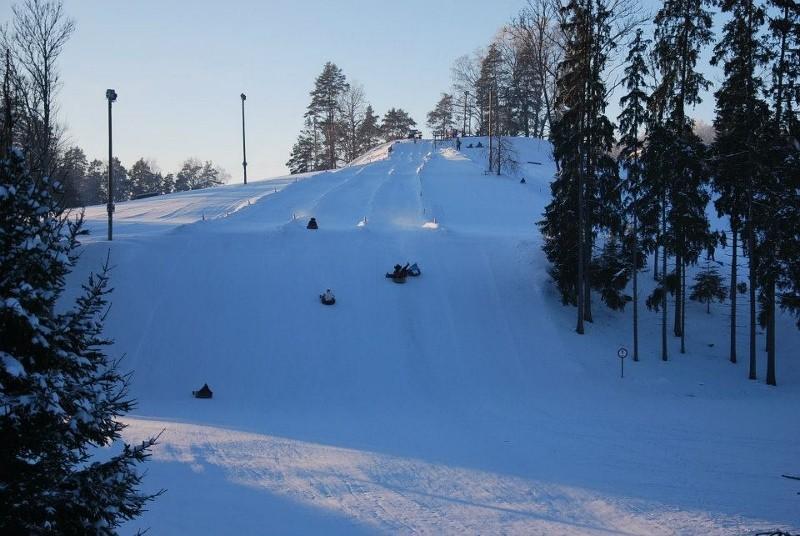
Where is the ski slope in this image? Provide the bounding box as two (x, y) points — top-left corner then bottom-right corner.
(70, 139), (800, 535)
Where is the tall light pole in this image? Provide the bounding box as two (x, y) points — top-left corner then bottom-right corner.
(105, 89), (117, 241)
(240, 93), (248, 184)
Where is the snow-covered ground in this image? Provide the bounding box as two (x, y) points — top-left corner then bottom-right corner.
(70, 138), (800, 535)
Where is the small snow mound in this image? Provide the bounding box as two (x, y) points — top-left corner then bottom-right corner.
(422, 221), (439, 229)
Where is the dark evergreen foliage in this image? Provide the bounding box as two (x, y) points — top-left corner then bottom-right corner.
(690, 261), (728, 313)
(0, 148), (160, 534)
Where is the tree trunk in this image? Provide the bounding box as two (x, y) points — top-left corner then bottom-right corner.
(730, 225), (738, 363)
(661, 199), (668, 361)
(748, 213), (757, 380)
(654, 244), (659, 280)
(633, 212), (639, 361)
(766, 278), (776, 385)
(674, 246), (683, 337)
(681, 257), (686, 353)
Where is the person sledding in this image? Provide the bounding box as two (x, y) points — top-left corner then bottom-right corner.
(192, 383), (213, 399)
(320, 288), (336, 305)
(385, 263), (409, 283)
(307, 217), (318, 229)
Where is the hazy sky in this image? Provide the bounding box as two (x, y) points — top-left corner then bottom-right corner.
(2, 0), (719, 182)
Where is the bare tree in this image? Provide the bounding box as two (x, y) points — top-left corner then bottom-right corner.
(450, 49), (484, 132)
(2, 0), (75, 178)
(509, 0), (563, 137)
(337, 82), (367, 163)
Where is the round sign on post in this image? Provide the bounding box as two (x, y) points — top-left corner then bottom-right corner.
(618, 347), (628, 359)
(618, 347), (628, 378)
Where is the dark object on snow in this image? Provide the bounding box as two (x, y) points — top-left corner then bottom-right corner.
(527, 161), (542, 165)
(133, 191), (160, 200)
(307, 217), (318, 229)
(193, 383), (213, 399)
(467, 143), (474, 148)
(386, 263), (410, 283)
(388, 145), (394, 154)
(320, 289), (336, 305)
(520, 178), (526, 184)
(408, 263), (421, 277)
(476, 141), (483, 148)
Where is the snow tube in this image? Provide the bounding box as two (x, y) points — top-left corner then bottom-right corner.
(320, 295), (336, 305)
(192, 384), (213, 399)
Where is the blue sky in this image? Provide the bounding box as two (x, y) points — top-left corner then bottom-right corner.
(2, 0), (719, 182)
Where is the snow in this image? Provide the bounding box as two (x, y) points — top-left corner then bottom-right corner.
(67, 139), (800, 535)
(1, 353), (26, 378)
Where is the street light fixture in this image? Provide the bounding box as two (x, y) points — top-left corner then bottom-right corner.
(106, 89), (117, 241)
(240, 93), (248, 184)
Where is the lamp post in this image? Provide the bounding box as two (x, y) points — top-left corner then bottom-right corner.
(240, 93), (248, 184)
(105, 89), (117, 241)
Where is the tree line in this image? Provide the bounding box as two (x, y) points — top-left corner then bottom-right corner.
(525, 0), (797, 386)
(57, 148), (229, 207)
(435, 0), (798, 386)
(286, 61), (418, 174)
(0, 0), (229, 210)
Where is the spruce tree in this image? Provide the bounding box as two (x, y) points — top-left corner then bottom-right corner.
(690, 260), (728, 313)
(357, 105), (381, 154)
(0, 146), (159, 533)
(539, 0), (619, 332)
(761, 0), (799, 385)
(287, 118), (320, 175)
(711, 0), (771, 369)
(652, 0), (714, 355)
(618, 28), (658, 361)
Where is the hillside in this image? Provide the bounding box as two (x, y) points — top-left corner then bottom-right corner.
(71, 138), (800, 535)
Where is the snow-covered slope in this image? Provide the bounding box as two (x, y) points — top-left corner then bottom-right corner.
(71, 139), (800, 535)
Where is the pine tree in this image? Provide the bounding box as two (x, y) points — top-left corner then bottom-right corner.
(381, 108), (416, 141)
(426, 93), (455, 138)
(287, 118), (320, 175)
(651, 0), (714, 355)
(475, 44), (503, 135)
(305, 62), (349, 170)
(96, 156), (131, 203)
(761, 0), (799, 385)
(174, 159), (223, 191)
(590, 236), (632, 311)
(57, 145), (88, 208)
(0, 147), (160, 533)
(539, 0), (620, 332)
(690, 259), (728, 313)
(129, 158), (163, 198)
(711, 0), (771, 369)
(357, 105), (381, 154)
(618, 28), (657, 361)
(161, 172), (175, 194)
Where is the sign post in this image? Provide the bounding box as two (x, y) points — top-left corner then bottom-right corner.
(618, 347), (628, 378)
